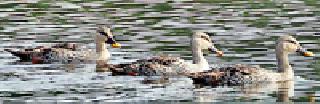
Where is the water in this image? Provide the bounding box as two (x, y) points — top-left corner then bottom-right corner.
(0, 0), (319, 102)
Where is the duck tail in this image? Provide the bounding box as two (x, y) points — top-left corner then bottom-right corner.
(4, 49), (33, 61)
(4, 49), (17, 55)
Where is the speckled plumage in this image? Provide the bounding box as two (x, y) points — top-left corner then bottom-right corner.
(109, 32), (223, 76)
(109, 59), (275, 86)
(189, 35), (314, 86)
(5, 43), (97, 64)
(5, 26), (120, 64)
(107, 35), (313, 87)
(110, 56), (189, 76)
(189, 64), (265, 86)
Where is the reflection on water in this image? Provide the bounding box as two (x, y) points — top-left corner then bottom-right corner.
(0, 0), (319, 102)
(0, 64), (319, 102)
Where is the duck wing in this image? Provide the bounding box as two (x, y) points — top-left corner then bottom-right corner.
(5, 48), (53, 63)
(188, 64), (259, 86)
(110, 56), (186, 76)
(5, 43), (77, 64)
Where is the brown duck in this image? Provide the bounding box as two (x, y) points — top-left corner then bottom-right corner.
(5, 26), (121, 64)
(188, 35), (313, 86)
(107, 32), (223, 76)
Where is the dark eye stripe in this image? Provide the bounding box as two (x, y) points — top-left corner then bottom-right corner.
(285, 40), (297, 44)
(290, 40), (296, 44)
(201, 36), (210, 41)
(99, 32), (108, 36)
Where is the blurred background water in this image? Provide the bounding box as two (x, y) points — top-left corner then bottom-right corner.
(0, 0), (319, 103)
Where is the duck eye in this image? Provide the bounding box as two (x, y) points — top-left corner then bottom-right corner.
(284, 40), (297, 44)
(288, 40), (296, 44)
(201, 36), (210, 41)
(99, 32), (108, 36)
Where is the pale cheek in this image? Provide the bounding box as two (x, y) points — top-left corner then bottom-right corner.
(290, 44), (298, 52)
(284, 44), (297, 52)
(96, 35), (107, 41)
(282, 44), (290, 51)
(202, 42), (210, 49)
(200, 44), (207, 49)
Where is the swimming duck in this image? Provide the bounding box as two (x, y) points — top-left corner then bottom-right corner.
(189, 35), (314, 86)
(5, 26), (121, 64)
(109, 32), (223, 76)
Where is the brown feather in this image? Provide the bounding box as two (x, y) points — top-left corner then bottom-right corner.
(5, 43), (76, 63)
(188, 64), (259, 86)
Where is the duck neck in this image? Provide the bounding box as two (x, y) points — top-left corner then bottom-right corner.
(192, 39), (209, 71)
(96, 36), (110, 61)
(96, 41), (107, 53)
(276, 45), (293, 79)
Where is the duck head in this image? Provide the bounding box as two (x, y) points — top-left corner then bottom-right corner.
(277, 35), (313, 57)
(97, 26), (121, 48)
(193, 32), (223, 57)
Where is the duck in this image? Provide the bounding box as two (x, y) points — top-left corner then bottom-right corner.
(5, 26), (121, 64)
(108, 32), (224, 76)
(189, 35), (314, 86)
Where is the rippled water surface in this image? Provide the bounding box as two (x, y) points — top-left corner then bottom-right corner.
(0, 0), (320, 102)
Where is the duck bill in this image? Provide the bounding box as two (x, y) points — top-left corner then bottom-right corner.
(208, 46), (223, 57)
(105, 38), (121, 48)
(296, 48), (313, 57)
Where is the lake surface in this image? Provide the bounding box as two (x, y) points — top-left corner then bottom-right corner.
(0, 0), (319, 103)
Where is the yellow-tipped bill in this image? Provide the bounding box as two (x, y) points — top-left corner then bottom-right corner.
(208, 46), (223, 57)
(111, 43), (121, 48)
(216, 51), (224, 57)
(297, 48), (313, 57)
(303, 51), (314, 57)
